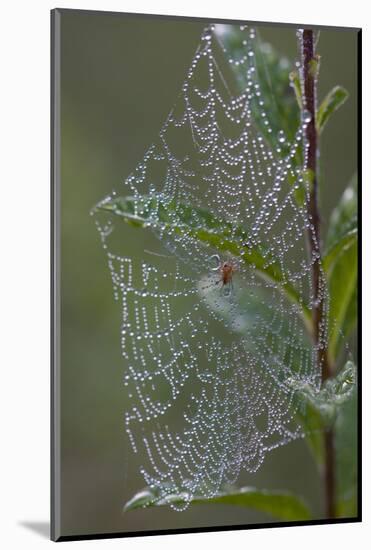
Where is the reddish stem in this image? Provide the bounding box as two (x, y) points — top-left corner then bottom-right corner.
(301, 29), (335, 519)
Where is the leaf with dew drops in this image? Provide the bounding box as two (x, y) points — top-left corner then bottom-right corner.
(123, 483), (312, 521)
(316, 86), (349, 134)
(217, 26), (301, 158)
(97, 193), (312, 330)
(324, 175), (357, 361)
(286, 360), (356, 428)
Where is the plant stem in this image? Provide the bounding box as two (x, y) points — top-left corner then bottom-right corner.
(300, 29), (336, 519)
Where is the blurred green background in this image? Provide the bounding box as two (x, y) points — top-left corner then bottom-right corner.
(59, 10), (357, 537)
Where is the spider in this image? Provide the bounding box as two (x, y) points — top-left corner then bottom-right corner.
(210, 254), (237, 295)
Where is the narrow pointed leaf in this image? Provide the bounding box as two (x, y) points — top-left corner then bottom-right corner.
(295, 402), (325, 466)
(215, 27), (301, 157)
(290, 70), (302, 109)
(97, 194), (311, 326)
(322, 227), (357, 273)
(324, 176), (358, 360)
(336, 391), (358, 518)
(316, 86), (349, 134)
(123, 484), (312, 521)
(325, 175), (357, 252)
(327, 241), (357, 360)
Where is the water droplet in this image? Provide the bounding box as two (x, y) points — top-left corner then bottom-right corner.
(278, 130), (286, 143)
(302, 109), (312, 123)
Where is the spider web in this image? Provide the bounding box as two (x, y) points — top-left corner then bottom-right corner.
(93, 24), (328, 510)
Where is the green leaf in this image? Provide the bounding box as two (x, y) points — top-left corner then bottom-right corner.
(328, 241), (357, 361)
(316, 86), (349, 134)
(295, 400), (325, 467)
(123, 484), (312, 521)
(325, 175), (357, 252)
(289, 70), (302, 109)
(324, 176), (358, 360)
(335, 390), (358, 517)
(287, 360), (356, 427)
(215, 28), (305, 206)
(216, 28), (301, 159)
(322, 228), (357, 274)
(309, 55), (321, 79)
(97, 194), (312, 328)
